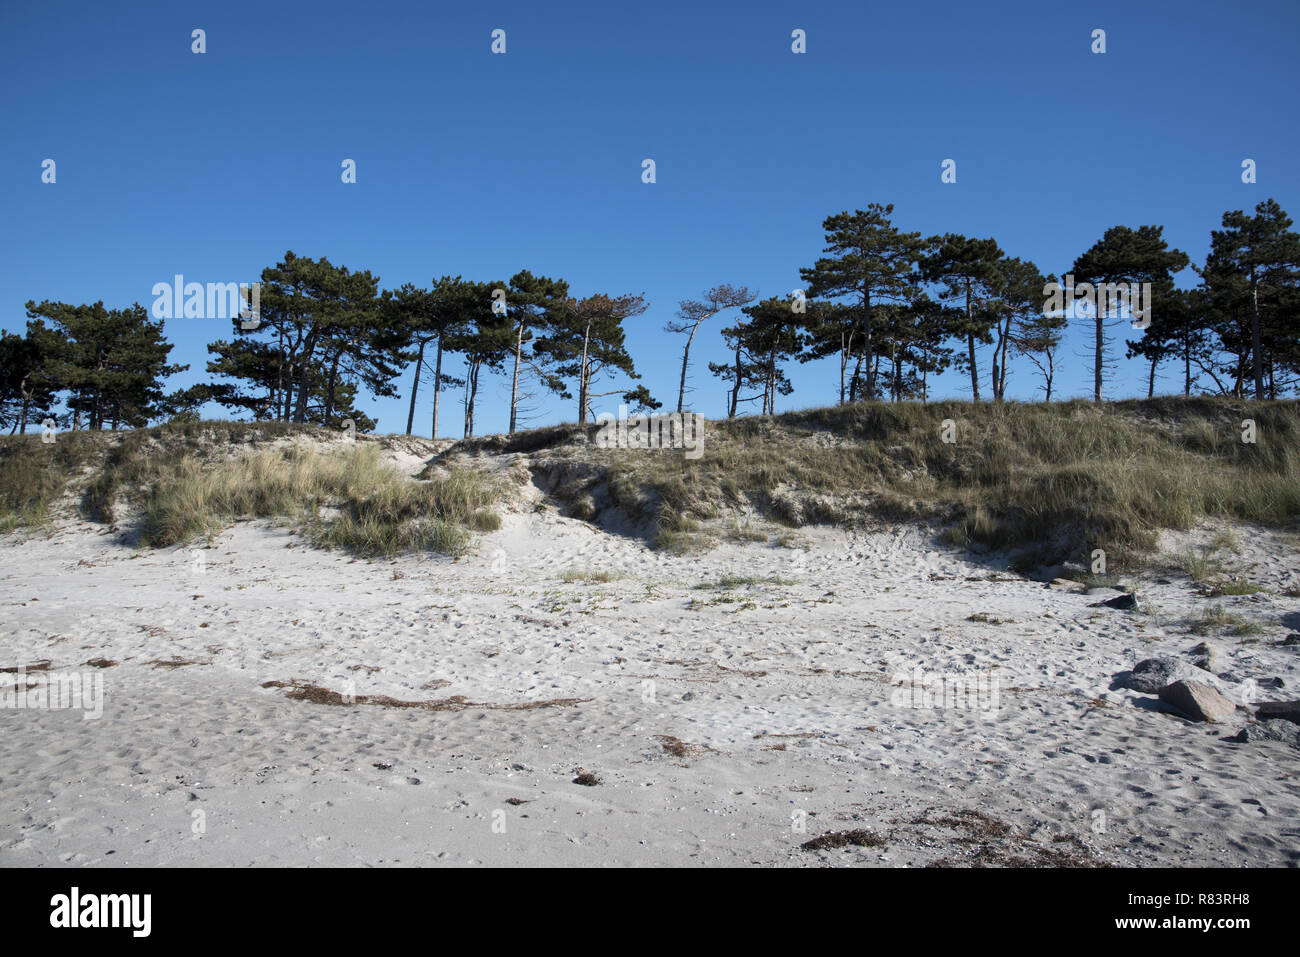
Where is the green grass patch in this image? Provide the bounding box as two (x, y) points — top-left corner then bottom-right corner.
(695, 574), (797, 590)
(1190, 603), (1265, 637)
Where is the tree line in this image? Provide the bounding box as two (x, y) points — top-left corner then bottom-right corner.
(3, 198), (1297, 436)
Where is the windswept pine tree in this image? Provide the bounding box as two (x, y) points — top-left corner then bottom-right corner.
(709, 297), (802, 416)
(23, 300), (186, 429)
(796, 300), (860, 405)
(1070, 226), (1189, 402)
(455, 285), (514, 438)
(666, 284), (756, 412)
(985, 256), (1050, 402)
(918, 234), (1004, 402)
(1203, 199), (1300, 399)
(537, 292), (659, 423)
(1013, 301), (1068, 401)
(902, 295), (958, 403)
(502, 271), (569, 434)
(383, 277), (475, 437)
(0, 327), (55, 433)
(873, 294), (957, 402)
(1125, 286), (1214, 397)
(204, 252), (392, 429)
(801, 205), (924, 402)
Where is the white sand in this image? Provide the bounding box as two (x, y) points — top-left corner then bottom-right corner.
(2, 442), (1298, 867)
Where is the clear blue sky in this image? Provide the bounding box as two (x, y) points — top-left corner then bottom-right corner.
(3, 0), (1297, 435)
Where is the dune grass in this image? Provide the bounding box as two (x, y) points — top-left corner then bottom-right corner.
(0, 421), (500, 557)
(0, 431), (100, 531)
(525, 397), (1300, 566)
(6, 398), (1299, 568)
(137, 443), (499, 557)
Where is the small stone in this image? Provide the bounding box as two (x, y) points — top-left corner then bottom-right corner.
(1047, 578), (1085, 593)
(1094, 592), (1137, 610)
(1158, 680), (1237, 723)
(1188, 641), (1217, 673)
(1254, 700), (1300, 725)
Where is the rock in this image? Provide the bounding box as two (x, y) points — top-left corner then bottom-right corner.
(1229, 720), (1300, 746)
(1047, 578), (1085, 593)
(1278, 634), (1300, 647)
(1254, 700), (1300, 725)
(1093, 592), (1137, 610)
(1121, 657), (1200, 694)
(1188, 641), (1217, 673)
(1158, 680), (1237, 723)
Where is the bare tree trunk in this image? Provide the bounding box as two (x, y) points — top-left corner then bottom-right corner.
(996, 315), (1011, 400)
(862, 291), (876, 399)
(431, 337), (444, 439)
(509, 325), (523, 434)
(578, 321), (592, 424)
(1250, 268), (1264, 399)
(729, 340), (742, 418)
(677, 323), (700, 413)
(464, 360), (480, 438)
(839, 330), (853, 405)
(324, 348), (342, 426)
(1093, 311), (1104, 402)
(294, 333), (318, 423)
(966, 277), (980, 401)
(406, 340), (425, 436)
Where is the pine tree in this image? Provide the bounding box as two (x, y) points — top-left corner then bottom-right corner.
(666, 284), (756, 412)
(0, 327), (55, 434)
(709, 297), (802, 416)
(23, 300), (186, 429)
(537, 292), (658, 423)
(503, 271), (569, 434)
(795, 301), (858, 405)
(453, 284), (514, 438)
(918, 234), (1004, 401)
(1071, 225), (1189, 402)
(1013, 305), (1067, 401)
(1203, 199), (1300, 399)
(986, 256), (1049, 401)
(801, 205), (924, 402)
(205, 252), (391, 428)
(382, 277), (473, 437)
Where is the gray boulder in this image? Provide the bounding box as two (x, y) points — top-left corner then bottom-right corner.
(1121, 657), (1201, 694)
(1159, 680), (1238, 723)
(1254, 700), (1300, 725)
(1229, 719), (1300, 746)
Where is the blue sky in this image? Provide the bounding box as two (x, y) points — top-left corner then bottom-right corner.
(2, 0), (1297, 435)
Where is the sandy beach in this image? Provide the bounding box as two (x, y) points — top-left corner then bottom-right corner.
(2, 435), (1297, 868)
